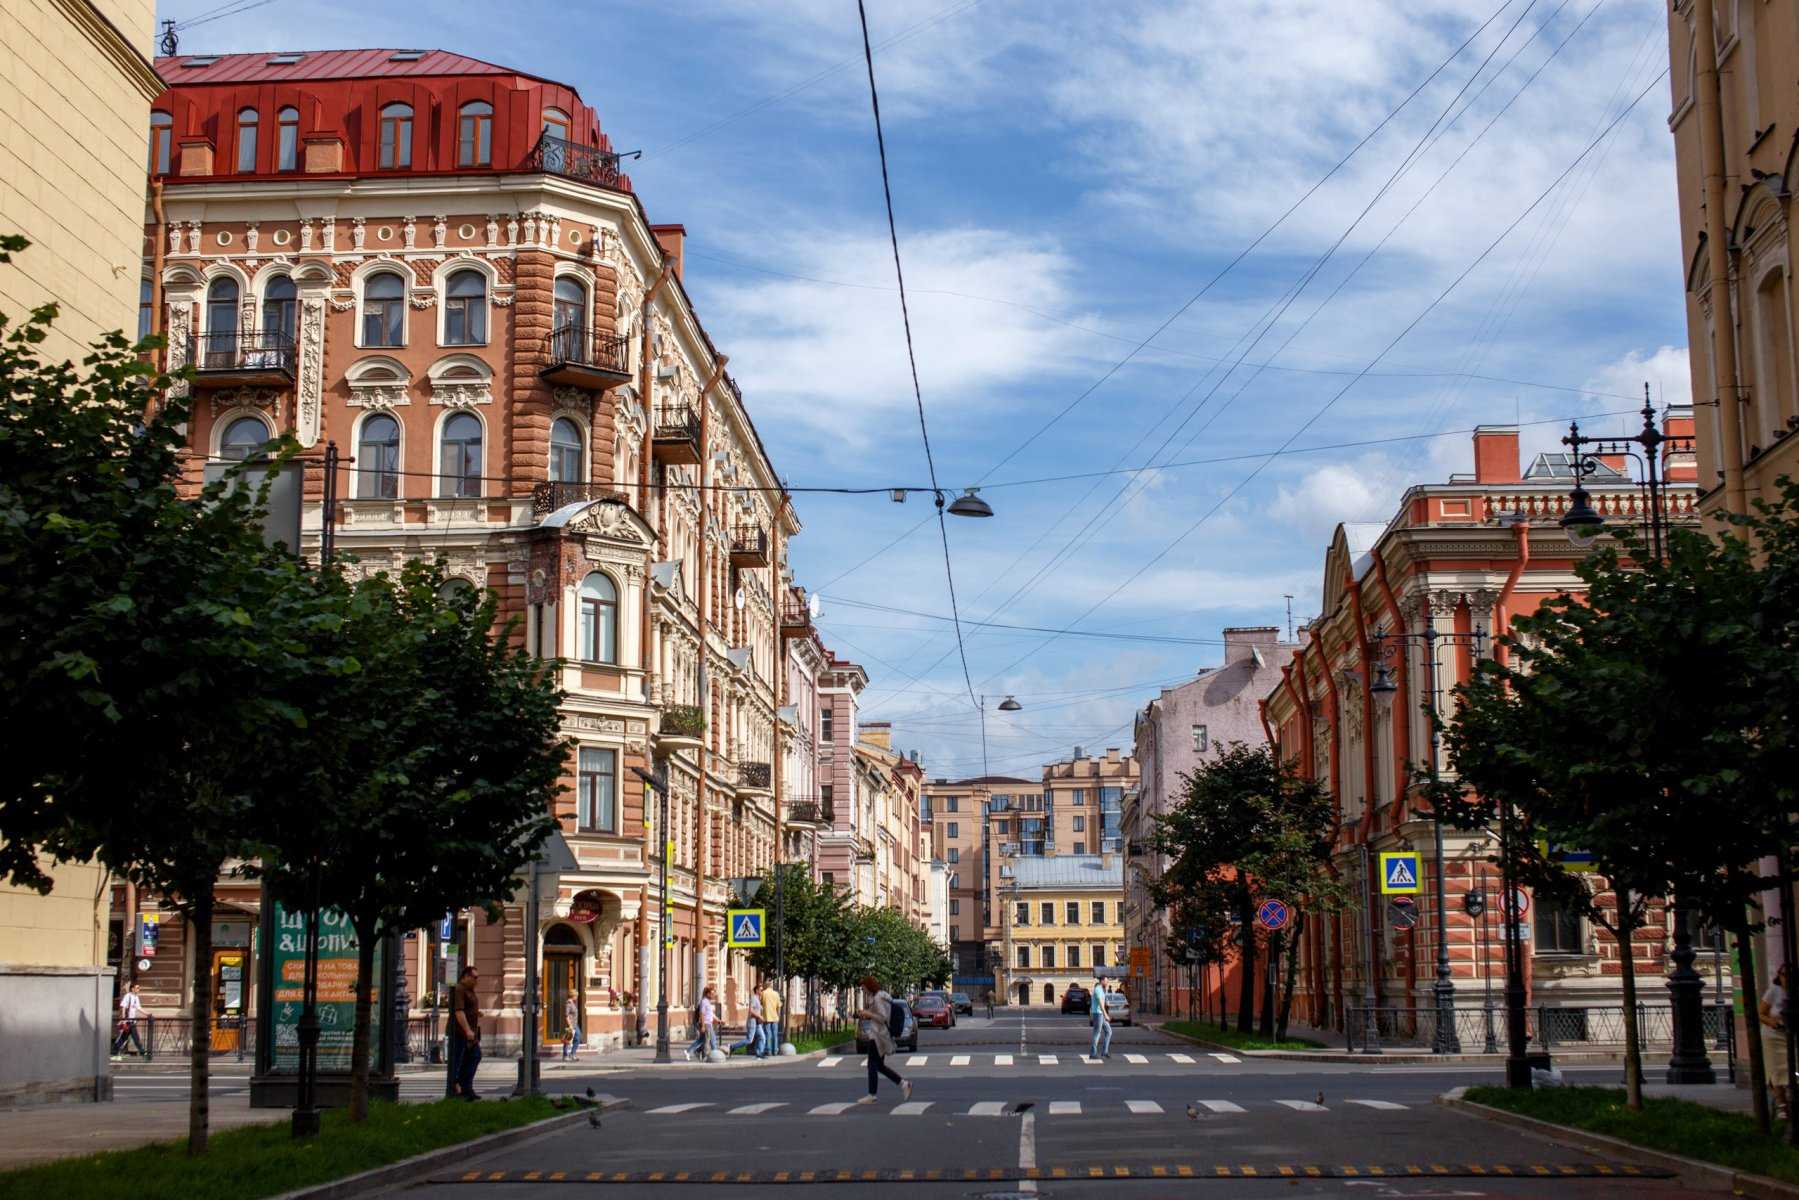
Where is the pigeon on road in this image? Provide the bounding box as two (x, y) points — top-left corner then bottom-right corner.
(1186, 1103), (1200, 1121)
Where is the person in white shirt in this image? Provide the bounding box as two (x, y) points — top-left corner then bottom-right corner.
(1090, 982), (1113, 1060)
(685, 986), (718, 1061)
(728, 988), (764, 1056)
(112, 982), (145, 1059)
(1762, 963), (1791, 1117)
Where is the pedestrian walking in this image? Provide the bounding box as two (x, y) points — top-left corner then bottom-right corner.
(1090, 981), (1113, 1060)
(985, 992), (994, 1020)
(685, 985), (717, 1061)
(853, 975), (910, 1104)
(447, 965), (483, 1100)
(728, 987), (763, 1056)
(758, 979), (782, 1058)
(562, 994), (581, 1060)
(1762, 963), (1792, 1119)
(111, 981), (145, 1060)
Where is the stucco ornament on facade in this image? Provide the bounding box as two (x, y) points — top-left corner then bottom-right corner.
(299, 217), (313, 252)
(321, 218), (335, 252)
(165, 302), (192, 398)
(296, 297), (325, 445)
(209, 386), (281, 417)
(403, 216), (416, 249)
(351, 218), (366, 251)
(168, 224), (183, 255)
(431, 382), (491, 409)
(185, 222), (202, 254)
(434, 215), (447, 249)
(245, 223), (259, 252)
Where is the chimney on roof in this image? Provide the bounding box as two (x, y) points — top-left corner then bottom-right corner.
(651, 224), (685, 281)
(1664, 405), (1697, 483)
(1105, 747), (1120, 763)
(859, 721), (892, 751)
(1073, 745), (1084, 761)
(1223, 626), (1280, 664)
(1472, 425), (1522, 484)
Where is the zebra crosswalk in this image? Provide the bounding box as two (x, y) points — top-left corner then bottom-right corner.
(641, 1097), (1414, 1118)
(817, 1051), (1259, 1069)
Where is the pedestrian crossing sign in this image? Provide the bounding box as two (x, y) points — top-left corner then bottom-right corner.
(1379, 852), (1421, 895)
(726, 907), (766, 948)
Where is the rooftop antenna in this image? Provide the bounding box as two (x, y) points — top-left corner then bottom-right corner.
(159, 19), (178, 56)
(1283, 594), (1295, 642)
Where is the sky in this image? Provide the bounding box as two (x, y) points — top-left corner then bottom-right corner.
(170, 0), (1693, 783)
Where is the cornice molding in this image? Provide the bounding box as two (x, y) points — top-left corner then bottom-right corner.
(55, 0), (162, 101)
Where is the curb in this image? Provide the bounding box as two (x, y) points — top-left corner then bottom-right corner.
(1151, 1022), (1623, 1065)
(267, 1097), (628, 1200)
(1439, 1089), (1799, 1199)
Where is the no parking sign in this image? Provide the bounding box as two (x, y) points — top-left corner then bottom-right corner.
(1255, 899), (1290, 931)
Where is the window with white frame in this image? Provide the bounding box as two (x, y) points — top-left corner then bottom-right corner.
(550, 417), (583, 483)
(457, 100), (492, 166)
(236, 107), (259, 172)
(277, 106), (299, 171)
(262, 275), (296, 345)
(379, 102), (413, 169)
(356, 413), (400, 498)
(439, 412), (482, 497)
(1193, 724), (1209, 753)
(442, 270), (486, 345)
(579, 571), (618, 664)
(578, 746), (617, 833)
(219, 415), (270, 462)
(362, 271), (406, 347)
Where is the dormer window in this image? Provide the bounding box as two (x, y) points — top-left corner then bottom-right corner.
(457, 101), (492, 167)
(277, 106), (299, 171)
(379, 103), (412, 169)
(148, 111), (172, 174)
(542, 107), (570, 143)
(236, 107), (259, 172)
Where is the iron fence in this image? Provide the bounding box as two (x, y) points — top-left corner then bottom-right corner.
(525, 130), (625, 189)
(116, 1015), (256, 1062)
(543, 323), (630, 376)
(1345, 1003), (1736, 1065)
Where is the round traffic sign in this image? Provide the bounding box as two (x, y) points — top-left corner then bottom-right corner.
(1387, 896), (1419, 930)
(1255, 899), (1290, 931)
(1504, 889), (1530, 919)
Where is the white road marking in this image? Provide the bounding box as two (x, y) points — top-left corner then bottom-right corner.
(647, 1103), (711, 1114)
(951, 1054), (971, 1066)
(1198, 1099), (1246, 1114)
(1276, 1099), (1328, 1112)
(994, 1054), (1013, 1066)
(1124, 1053), (1148, 1064)
(967, 1101), (1007, 1116)
(1048, 1101), (1081, 1115)
(1211, 1053), (1241, 1063)
(1019, 1109), (1039, 1194)
(1038, 1054), (1058, 1066)
(809, 1102), (856, 1115)
(728, 1103), (785, 1115)
(818, 1057), (843, 1068)
(1167, 1053), (1196, 1064)
(907, 1055), (929, 1067)
(892, 1101), (933, 1115)
(1124, 1100), (1163, 1115)
(1080, 1056), (1102, 1065)
(1347, 1099), (1408, 1110)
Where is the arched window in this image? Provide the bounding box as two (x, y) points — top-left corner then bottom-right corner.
(440, 412), (483, 497)
(219, 415), (270, 462)
(379, 102), (413, 169)
(579, 572), (618, 663)
(457, 100), (492, 167)
(205, 277), (239, 365)
(542, 106), (570, 143)
(356, 413), (400, 499)
(552, 276), (586, 360)
(438, 577), (477, 604)
(276, 106), (300, 171)
(442, 269), (486, 345)
(1043, 984), (1055, 1005)
(148, 111), (172, 174)
(262, 275), (297, 346)
(137, 277), (154, 342)
(362, 271), (405, 347)
(550, 417), (583, 483)
(236, 107), (259, 172)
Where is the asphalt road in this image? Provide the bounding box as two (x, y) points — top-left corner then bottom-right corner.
(398, 1012), (1712, 1199)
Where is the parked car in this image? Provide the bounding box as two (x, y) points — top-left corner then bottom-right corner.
(1105, 990), (1132, 1026)
(912, 991), (955, 1029)
(1060, 984), (1091, 1015)
(950, 992), (974, 1015)
(857, 998), (918, 1053)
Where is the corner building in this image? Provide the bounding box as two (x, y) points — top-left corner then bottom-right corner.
(136, 49), (803, 1053)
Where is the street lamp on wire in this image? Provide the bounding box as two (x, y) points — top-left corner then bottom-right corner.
(1370, 622), (1486, 1055)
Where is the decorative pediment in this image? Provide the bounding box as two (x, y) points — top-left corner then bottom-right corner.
(561, 498), (657, 550)
(208, 387), (282, 417)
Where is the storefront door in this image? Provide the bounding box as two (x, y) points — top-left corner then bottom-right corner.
(543, 952), (582, 1043)
(211, 949), (246, 1051)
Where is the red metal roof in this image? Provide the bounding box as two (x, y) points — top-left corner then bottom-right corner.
(152, 49), (551, 86)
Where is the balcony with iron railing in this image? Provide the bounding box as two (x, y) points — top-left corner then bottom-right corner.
(729, 524), (768, 568)
(541, 323), (631, 390)
(532, 481), (629, 517)
(524, 130), (627, 190)
(190, 330), (295, 387)
(738, 761), (772, 793)
(786, 800), (825, 826)
(652, 405), (702, 465)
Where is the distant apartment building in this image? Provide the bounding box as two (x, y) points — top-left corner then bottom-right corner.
(1127, 626), (1295, 1016)
(814, 652), (869, 897)
(921, 776), (1031, 989)
(993, 854), (1125, 1009)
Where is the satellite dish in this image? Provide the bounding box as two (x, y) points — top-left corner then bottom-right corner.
(734, 587), (746, 611)
(808, 593), (822, 619)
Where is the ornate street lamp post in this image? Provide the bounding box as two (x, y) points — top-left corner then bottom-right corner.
(631, 763), (673, 1063)
(1559, 388), (1712, 1086)
(1371, 623), (1486, 1055)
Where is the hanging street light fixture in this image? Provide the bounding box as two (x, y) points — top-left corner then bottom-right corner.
(945, 488), (995, 518)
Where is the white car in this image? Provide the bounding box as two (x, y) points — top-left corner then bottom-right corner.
(1105, 991), (1132, 1026)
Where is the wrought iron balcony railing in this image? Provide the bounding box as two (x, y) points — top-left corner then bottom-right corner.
(192, 330), (295, 378)
(738, 761), (772, 790)
(524, 130), (624, 189)
(543, 323), (630, 383)
(729, 525), (768, 567)
(532, 481), (629, 516)
(786, 801), (822, 826)
(660, 703), (706, 739)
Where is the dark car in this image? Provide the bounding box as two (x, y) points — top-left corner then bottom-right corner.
(912, 991), (955, 1029)
(856, 999), (918, 1053)
(950, 992), (974, 1015)
(1060, 984), (1091, 1015)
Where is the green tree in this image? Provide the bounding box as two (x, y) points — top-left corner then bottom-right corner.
(260, 561), (566, 1120)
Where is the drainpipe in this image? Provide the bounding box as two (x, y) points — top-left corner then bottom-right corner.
(693, 354), (728, 1005)
(149, 178), (167, 357)
(1343, 572), (1380, 838)
(1257, 698), (1276, 750)
(1689, 0), (1746, 513)
(637, 260), (678, 722)
(1493, 522), (1531, 670)
(1371, 556), (1411, 820)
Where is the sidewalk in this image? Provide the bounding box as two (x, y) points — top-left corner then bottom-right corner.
(1153, 1015), (1638, 1065)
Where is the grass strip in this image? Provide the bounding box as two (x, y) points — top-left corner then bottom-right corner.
(1162, 1020), (1323, 1050)
(0, 1096), (562, 1200)
(788, 1025), (856, 1054)
(1465, 1085), (1799, 1186)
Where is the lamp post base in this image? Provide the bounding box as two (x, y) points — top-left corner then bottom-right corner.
(1432, 982), (1461, 1055)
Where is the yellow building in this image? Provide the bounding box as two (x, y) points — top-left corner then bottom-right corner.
(0, 0), (160, 1106)
(995, 854), (1124, 1009)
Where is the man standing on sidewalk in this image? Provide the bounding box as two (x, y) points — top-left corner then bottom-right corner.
(727, 988), (762, 1056)
(446, 966), (482, 1099)
(758, 979), (782, 1058)
(111, 982), (145, 1060)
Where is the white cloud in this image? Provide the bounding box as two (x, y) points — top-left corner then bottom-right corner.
(1583, 345), (1692, 412)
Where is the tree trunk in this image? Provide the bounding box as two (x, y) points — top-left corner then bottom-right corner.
(1278, 913), (1305, 1041)
(1735, 921), (1771, 1134)
(1259, 931), (1279, 1039)
(1613, 892), (1644, 1111)
(348, 917), (377, 1122)
(1237, 892), (1257, 1033)
(186, 889), (214, 1157)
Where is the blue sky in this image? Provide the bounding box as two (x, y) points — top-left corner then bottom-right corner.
(173, 0), (1691, 780)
